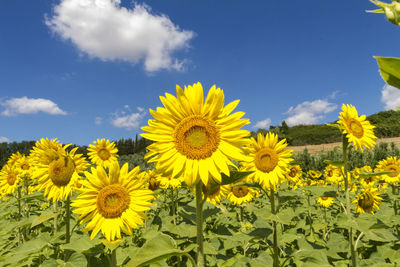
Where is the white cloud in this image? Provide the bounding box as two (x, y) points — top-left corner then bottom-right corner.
(0, 136), (10, 143)
(252, 118), (271, 129)
(1, 97), (67, 116)
(95, 117), (103, 125)
(46, 0), (194, 72)
(285, 99), (337, 126)
(381, 84), (400, 110)
(111, 105), (146, 130)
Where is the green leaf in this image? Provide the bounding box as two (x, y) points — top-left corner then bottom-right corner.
(323, 160), (344, 168)
(220, 171), (253, 185)
(358, 170), (395, 178)
(61, 234), (101, 253)
(127, 233), (196, 267)
(31, 211), (59, 228)
(375, 56), (400, 89)
(365, 228), (398, 242)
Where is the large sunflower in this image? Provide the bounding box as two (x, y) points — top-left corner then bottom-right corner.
(141, 82), (250, 187)
(242, 133), (293, 190)
(0, 164), (21, 195)
(87, 139), (119, 169)
(375, 156), (400, 185)
(31, 138), (88, 201)
(72, 162), (154, 242)
(338, 104), (376, 151)
(354, 186), (382, 214)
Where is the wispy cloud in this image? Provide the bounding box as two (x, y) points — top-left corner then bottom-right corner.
(46, 0), (194, 72)
(381, 84), (400, 110)
(111, 106), (146, 130)
(0, 136), (10, 143)
(285, 99), (337, 126)
(95, 117), (103, 125)
(252, 118), (272, 129)
(0, 97), (67, 116)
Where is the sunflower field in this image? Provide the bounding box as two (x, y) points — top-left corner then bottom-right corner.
(1, 81), (400, 267)
(3, 1), (400, 266)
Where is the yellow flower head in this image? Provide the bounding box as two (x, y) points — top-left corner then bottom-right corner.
(338, 104), (376, 151)
(308, 170), (322, 180)
(0, 164), (21, 195)
(72, 162), (154, 242)
(143, 170), (162, 191)
(317, 196), (334, 208)
(142, 82), (250, 187)
(354, 186), (382, 214)
(159, 175), (184, 189)
(375, 156), (400, 185)
(242, 133), (293, 190)
(31, 138), (89, 202)
(87, 139), (119, 169)
(227, 182), (257, 206)
(15, 155), (33, 176)
(285, 165), (302, 185)
(201, 182), (229, 205)
(354, 165), (378, 187)
(324, 165), (343, 184)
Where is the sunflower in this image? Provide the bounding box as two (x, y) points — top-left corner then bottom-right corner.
(375, 156), (400, 185)
(141, 82), (251, 187)
(15, 155), (33, 176)
(144, 170), (162, 191)
(6, 152), (23, 167)
(31, 138), (88, 202)
(317, 196), (334, 208)
(285, 165), (302, 185)
(354, 186), (382, 214)
(0, 164), (21, 195)
(227, 182), (257, 206)
(353, 165), (378, 187)
(201, 182), (229, 205)
(242, 133), (293, 190)
(87, 139), (119, 169)
(308, 170), (322, 180)
(337, 104), (376, 151)
(324, 165), (343, 185)
(72, 162), (154, 242)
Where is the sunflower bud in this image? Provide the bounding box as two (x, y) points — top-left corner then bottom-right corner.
(368, 0), (400, 26)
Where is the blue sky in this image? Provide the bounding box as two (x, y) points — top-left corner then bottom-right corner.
(1, 0), (400, 145)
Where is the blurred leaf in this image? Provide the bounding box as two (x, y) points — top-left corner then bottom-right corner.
(31, 211), (59, 228)
(220, 171), (253, 185)
(375, 56), (400, 89)
(358, 170), (395, 178)
(323, 160), (344, 167)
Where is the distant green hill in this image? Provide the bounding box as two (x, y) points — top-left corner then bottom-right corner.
(251, 110), (400, 146)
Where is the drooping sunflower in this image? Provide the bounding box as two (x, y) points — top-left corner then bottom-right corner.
(242, 133), (293, 190)
(201, 182), (229, 205)
(72, 162), (154, 242)
(285, 165), (302, 185)
(0, 164), (21, 195)
(317, 196), (335, 208)
(87, 139), (119, 169)
(375, 156), (400, 185)
(354, 186), (382, 214)
(337, 104), (377, 151)
(141, 82), (251, 187)
(30, 138), (88, 202)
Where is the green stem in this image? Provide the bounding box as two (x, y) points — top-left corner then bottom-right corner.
(53, 201), (58, 236)
(270, 188), (279, 267)
(342, 136), (357, 267)
(195, 182), (204, 267)
(17, 186), (22, 245)
(111, 248), (117, 267)
(307, 193), (313, 237)
(392, 185), (398, 215)
(323, 207), (327, 241)
(65, 197), (71, 244)
(239, 206), (244, 222)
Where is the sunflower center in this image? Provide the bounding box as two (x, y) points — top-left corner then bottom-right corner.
(97, 184), (130, 218)
(148, 177), (160, 191)
(21, 163), (29, 170)
(289, 168), (297, 178)
(97, 148), (111, 161)
(327, 170), (333, 177)
(7, 173), (17, 186)
(48, 157), (75, 187)
(174, 116), (220, 160)
(255, 148), (279, 172)
(349, 119), (364, 138)
(385, 165), (399, 177)
(358, 192), (374, 212)
(321, 197), (329, 201)
(232, 186), (249, 198)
